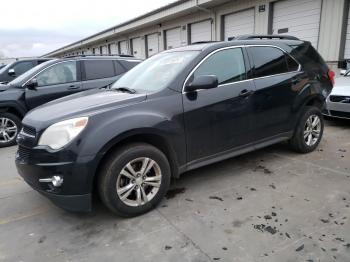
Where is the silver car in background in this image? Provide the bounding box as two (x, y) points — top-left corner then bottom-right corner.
(324, 69), (350, 119)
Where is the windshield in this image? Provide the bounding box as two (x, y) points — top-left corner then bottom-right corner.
(112, 51), (199, 92)
(9, 60), (56, 86)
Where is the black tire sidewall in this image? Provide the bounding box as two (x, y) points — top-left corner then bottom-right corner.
(0, 112), (21, 147)
(100, 144), (171, 217)
(294, 107), (324, 153)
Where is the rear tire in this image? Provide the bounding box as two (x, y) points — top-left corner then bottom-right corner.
(289, 106), (324, 153)
(98, 143), (171, 217)
(0, 112), (21, 148)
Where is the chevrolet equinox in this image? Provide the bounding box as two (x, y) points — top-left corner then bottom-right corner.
(16, 35), (334, 217)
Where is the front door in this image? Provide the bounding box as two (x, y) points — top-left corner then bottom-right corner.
(183, 47), (256, 163)
(25, 61), (82, 109)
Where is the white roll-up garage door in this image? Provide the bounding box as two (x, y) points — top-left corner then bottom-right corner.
(224, 9), (255, 41)
(93, 47), (100, 55)
(344, 6), (350, 59)
(146, 33), (160, 57)
(165, 27), (182, 50)
(109, 43), (118, 55)
(190, 20), (212, 43)
(119, 41), (128, 55)
(272, 0), (322, 48)
(101, 46), (108, 55)
(131, 37), (143, 58)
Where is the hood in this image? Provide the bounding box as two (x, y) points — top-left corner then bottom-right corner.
(23, 88), (146, 129)
(332, 77), (350, 96)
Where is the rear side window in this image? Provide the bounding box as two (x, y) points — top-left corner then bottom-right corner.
(193, 48), (246, 85)
(249, 47), (289, 78)
(286, 54), (299, 71)
(36, 61), (77, 87)
(289, 43), (327, 72)
(84, 60), (115, 80)
(119, 60), (141, 70)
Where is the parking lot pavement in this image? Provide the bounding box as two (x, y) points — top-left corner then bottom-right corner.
(0, 120), (349, 262)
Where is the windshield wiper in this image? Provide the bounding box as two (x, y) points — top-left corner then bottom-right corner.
(113, 87), (137, 94)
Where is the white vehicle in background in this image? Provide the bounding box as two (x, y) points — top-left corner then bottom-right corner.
(324, 69), (350, 120)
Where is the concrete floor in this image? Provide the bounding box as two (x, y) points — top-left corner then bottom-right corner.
(0, 119), (349, 262)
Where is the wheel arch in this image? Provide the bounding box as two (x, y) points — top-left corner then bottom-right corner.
(90, 130), (181, 195)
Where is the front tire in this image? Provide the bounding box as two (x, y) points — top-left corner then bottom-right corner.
(0, 112), (21, 148)
(98, 143), (171, 217)
(289, 106), (324, 153)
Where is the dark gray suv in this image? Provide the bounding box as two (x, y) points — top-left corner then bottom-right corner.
(0, 58), (51, 84)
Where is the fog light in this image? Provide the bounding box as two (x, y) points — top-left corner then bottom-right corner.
(39, 176), (64, 187)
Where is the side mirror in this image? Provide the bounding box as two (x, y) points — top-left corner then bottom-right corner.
(8, 69), (15, 76)
(185, 75), (218, 92)
(26, 78), (38, 90)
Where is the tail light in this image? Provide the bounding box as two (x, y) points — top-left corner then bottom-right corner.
(328, 70), (335, 86)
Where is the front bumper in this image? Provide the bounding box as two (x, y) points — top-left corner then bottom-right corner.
(15, 147), (96, 212)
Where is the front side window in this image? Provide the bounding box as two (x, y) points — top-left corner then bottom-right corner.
(36, 61), (77, 87)
(249, 47), (289, 78)
(84, 60), (115, 80)
(193, 48), (246, 85)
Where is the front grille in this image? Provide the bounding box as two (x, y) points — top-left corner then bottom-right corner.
(17, 146), (32, 161)
(21, 125), (36, 137)
(330, 110), (350, 119)
(330, 95), (350, 103)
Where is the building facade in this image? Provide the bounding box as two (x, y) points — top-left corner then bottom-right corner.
(44, 0), (350, 70)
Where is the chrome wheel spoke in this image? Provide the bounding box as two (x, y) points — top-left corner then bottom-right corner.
(136, 187), (142, 205)
(120, 185), (135, 200)
(117, 183), (135, 195)
(6, 126), (17, 133)
(142, 159), (155, 176)
(140, 186), (148, 203)
(120, 169), (135, 180)
(144, 181), (161, 188)
(125, 163), (137, 176)
(304, 114), (321, 147)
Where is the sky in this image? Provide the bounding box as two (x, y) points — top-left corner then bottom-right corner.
(0, 0), (175, 58)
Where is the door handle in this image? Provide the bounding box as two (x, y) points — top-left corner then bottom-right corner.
(67, 85), (80, 90)
(239, 89), (254, 98)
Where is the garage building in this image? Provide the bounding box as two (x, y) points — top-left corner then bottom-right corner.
(44, 0), (350, 70)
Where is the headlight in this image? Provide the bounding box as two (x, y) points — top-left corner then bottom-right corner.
(38, 117), (88, 150)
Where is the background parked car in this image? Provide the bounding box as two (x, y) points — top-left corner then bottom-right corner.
(0, 55), (142, 147)
(0, 58), (51, 84)
(0, 64), (6, 70)
(323, 69), (350, 120)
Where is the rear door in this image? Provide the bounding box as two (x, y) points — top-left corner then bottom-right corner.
(25, 60), (82, 109)
(183, 47), (256, 162)
(247, 46), (303, 141)
(81, 59), (121, 90)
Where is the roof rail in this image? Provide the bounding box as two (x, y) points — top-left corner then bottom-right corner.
(63, 54), (135, 58)
(229, 34), (300, 41)
(190, 41), (219, 45)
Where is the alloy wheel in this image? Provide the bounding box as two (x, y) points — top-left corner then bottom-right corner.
(304, 114), (321, 147)
(0, 117), (18, 144)
(116, 157), (162, 207)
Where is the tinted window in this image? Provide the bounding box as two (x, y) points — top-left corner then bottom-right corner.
(286, 54), (299, 71)
(119, 60), (141, 70)
(114, 61), (126, 75)
(84, 60), (114, 80)
(249, 47), (288, 78)
(13, 61), (33, 75)
(290, 43), (326, 72)
(36, 61), (77, 86)
(193, 48), (246, 85)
